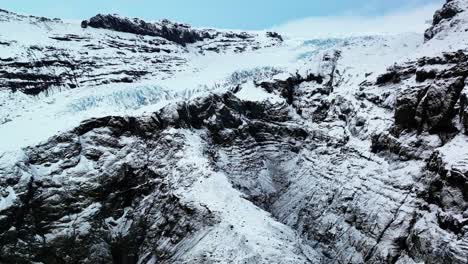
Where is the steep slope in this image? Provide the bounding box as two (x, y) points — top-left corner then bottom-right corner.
(423, 0), (468, 56)
(0, 9), (283, 152)
(1, 1), (468, 263)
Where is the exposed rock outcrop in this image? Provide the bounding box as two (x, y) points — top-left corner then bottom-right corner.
(0, 93), (312, 263)
(82, 14), (213, 46)
(0, 10), (281, 95)
(369, 51), (468, 262)
(425, 0), (466, 40)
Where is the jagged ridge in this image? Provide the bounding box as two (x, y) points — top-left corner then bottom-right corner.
(0, 1), (468, 264)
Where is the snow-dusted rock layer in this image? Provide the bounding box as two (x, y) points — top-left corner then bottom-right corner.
(0, 10), (281, 96)
(1, 0), (468, 263)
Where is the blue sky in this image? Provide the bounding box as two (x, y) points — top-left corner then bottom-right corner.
(1, 0), (444, 29)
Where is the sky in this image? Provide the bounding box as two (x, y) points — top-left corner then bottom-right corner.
(1, 0), (444, 30)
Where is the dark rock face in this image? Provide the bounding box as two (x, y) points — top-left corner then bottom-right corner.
(0, 10), (281, 95)
(2, 64), (468, 263)
(0, 59), (81, 95)
(369, 55), (468, 264)
(83, 14), (212, 46)
(415, 69), (438, 82)
(0, 55), (157, 95)
(415, 77), (465, 133)
(370, 53), (468, 264)
(256, 51), (341, 124)
(266, 31), (284, 42)
(391, 52), (468, 134)
(0, 113), (219, 263)
(375, 65), (416, 86)
(394, 87), (428, 130)
(0, 36), (181, 95)
(82, 14), (283, 48)
(373, 51), (468, 164)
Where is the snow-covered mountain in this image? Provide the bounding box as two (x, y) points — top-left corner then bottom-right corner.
(0, 1), (467, 263)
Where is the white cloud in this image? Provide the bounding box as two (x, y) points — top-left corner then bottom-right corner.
(272, 3), (441, 38)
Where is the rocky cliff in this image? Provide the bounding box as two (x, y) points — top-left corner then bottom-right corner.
(0, 11), (281, 95)
(0, 1), (467, 263)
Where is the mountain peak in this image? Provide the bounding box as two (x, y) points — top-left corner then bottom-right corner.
(1, 1), (468, 264)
